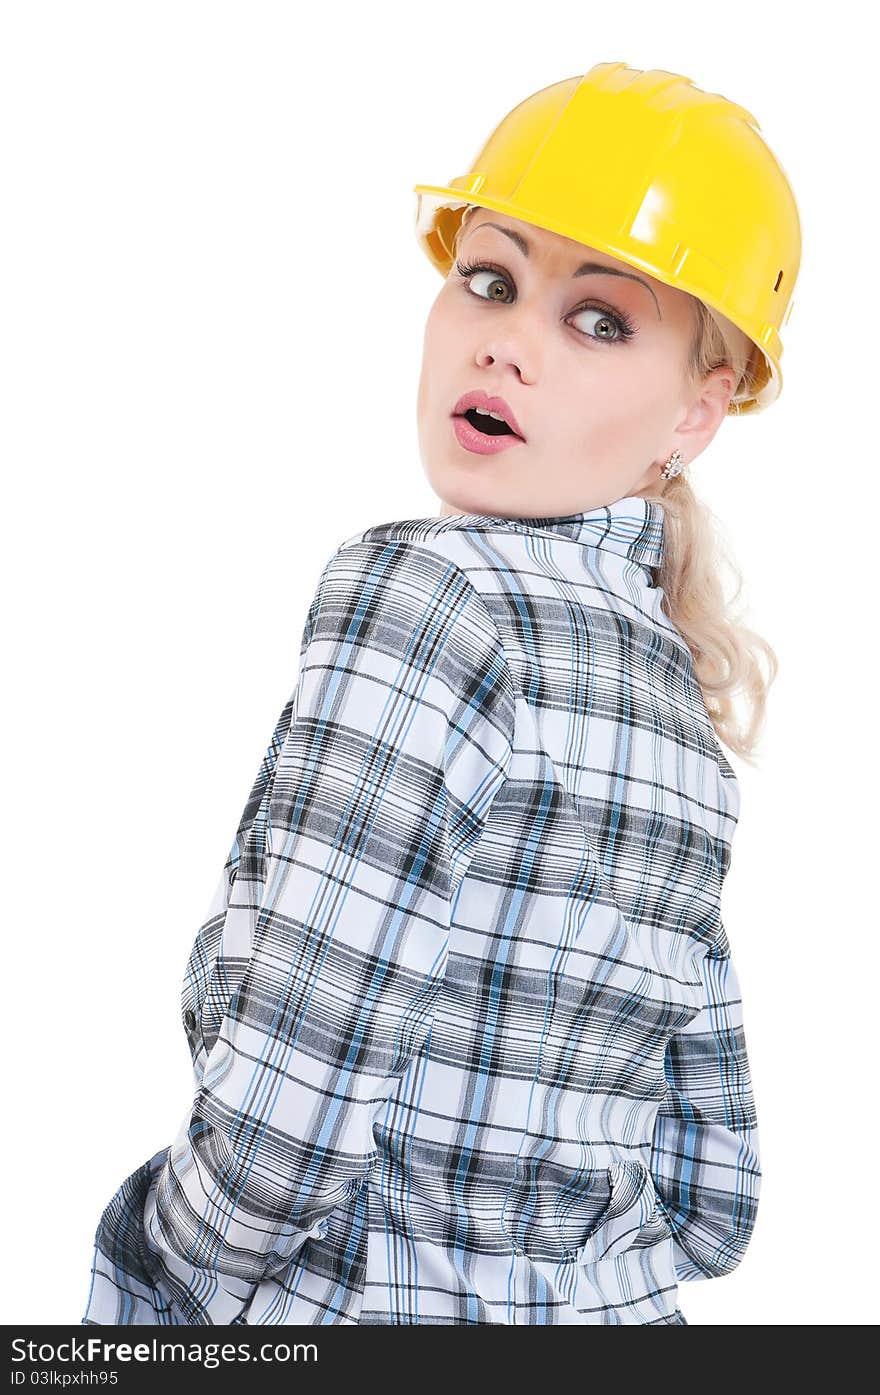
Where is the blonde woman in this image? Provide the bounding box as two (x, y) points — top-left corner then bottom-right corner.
(83, 61), (799, 1326)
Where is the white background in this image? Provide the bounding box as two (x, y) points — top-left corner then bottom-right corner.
(2, 0), (876, 1327)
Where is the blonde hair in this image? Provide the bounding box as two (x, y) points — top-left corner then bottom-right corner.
(450, 203), (778, 767)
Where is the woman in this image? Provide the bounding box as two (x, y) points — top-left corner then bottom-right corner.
(82, 61), (800, 1325)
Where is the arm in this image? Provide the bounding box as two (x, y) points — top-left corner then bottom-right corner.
(650, 918), (762, 1281)
(83, 539), (515, 1325)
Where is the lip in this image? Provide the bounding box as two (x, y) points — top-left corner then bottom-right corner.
(451, 390), (525, 440)
(451, 415), (525, 456)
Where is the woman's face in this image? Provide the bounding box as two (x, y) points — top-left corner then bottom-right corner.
(417, 209), (735, 519)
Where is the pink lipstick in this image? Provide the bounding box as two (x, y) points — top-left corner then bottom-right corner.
(452, 416), (525, 455)
(451, 390), (527, 456)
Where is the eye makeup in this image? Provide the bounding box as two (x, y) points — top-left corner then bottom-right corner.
(453, 258), (638, 344)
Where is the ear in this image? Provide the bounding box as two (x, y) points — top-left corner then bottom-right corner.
(672, 366), (737, 453)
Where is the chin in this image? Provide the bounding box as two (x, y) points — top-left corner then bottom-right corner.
(432, 481), (496, 519)
(425, 456), (506, 512)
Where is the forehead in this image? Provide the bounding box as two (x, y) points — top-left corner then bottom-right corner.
(463, 212), (627, 273)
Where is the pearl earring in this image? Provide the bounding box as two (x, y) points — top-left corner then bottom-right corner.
(660, 449), (684, 480)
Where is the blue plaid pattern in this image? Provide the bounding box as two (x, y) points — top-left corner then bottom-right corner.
(82, 495), (760, 1325)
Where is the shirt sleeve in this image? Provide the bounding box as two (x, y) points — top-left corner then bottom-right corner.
(82, 538), (516, 1325)
(649, 917), (762, 1281)
(180, 588), (322, 1083)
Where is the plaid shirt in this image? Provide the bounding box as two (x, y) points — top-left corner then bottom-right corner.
(82, 495), (760, 1326)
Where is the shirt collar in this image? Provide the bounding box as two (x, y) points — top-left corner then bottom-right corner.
(442, 495), (665, 569)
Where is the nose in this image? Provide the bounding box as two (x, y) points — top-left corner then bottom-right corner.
(474, 334), (537, 385)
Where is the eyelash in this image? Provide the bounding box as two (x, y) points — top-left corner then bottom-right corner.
(453, 258), (637, 343)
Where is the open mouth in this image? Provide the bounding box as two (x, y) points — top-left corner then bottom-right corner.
(458, 408), (519, 438)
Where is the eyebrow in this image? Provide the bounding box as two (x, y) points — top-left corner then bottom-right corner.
(465, 221), (662, 320)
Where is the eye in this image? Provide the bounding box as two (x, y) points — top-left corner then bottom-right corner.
(568, 305), (636, 343)
(455, 259), (514, 303)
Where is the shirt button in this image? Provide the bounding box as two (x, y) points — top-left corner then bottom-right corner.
(184, 1009), (197, 1032)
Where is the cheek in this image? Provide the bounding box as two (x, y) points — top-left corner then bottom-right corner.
(563, 347), (678, 423)
(419, 301), (462, 417)
(420, 298), (456, 378)
(538, 361), (670, 463)
(538, 356), (638, 437)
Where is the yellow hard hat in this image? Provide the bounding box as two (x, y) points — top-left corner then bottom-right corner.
(413, 62), (801, 414)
